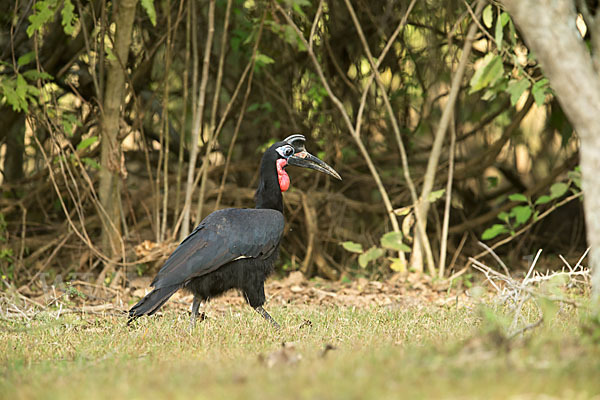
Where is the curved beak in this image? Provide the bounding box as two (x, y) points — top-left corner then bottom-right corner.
(287, 150), (342, 180)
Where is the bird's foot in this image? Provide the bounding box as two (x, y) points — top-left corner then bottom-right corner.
(255, 306), (281, 330)
(189, 311), (207, 331)
(189, 296), (206, 332)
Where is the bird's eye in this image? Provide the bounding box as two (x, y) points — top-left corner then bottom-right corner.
(277, 145), (294, 158)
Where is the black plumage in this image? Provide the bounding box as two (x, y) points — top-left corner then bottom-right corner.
(128, 134), (341, 328)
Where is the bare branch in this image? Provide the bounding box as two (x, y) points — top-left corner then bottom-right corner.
(273, 2), (417, 249)
(181, 0), (216, 238)
(343, 0), (434, 274)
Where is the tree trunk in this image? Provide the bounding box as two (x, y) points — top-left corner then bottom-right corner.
(99, 0), (137, 260)
(502, 0), (600, 306)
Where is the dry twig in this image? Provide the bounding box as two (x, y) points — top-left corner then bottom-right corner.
(468, 246), (590, 338)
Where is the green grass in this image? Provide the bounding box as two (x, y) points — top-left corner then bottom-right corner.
(1, 304), (599, 399)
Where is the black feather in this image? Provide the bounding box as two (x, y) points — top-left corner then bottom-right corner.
(151, 208), (284, 289)
(128, 284), (180, 321)
(128, 141), (287, 324)
(128, 137), (337, 327)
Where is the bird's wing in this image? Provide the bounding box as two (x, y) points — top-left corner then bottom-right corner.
(151, 208), (284, 289)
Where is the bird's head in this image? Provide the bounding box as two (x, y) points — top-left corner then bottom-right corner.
(268, 134), (341, 192)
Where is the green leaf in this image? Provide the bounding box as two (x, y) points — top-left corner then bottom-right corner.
(1, 78), (16, 110)
(367, 247), (386, 261)
(141, 0), (157, 26)
(22, 70), (53, 81)
(508, 18), (517, 45)
(512, 205), (532, 226)
(550, 182), (569, 199)
(482, 5), (493, 28)
(358, 253), (367, 268)
(247, 103), (260, 112)
(469, 54), (504, 93)
(567, 170), (582, 189)
(535, 195), (552, 205)
(427, 189), (446, 203)
(506, 79), (530, 106)
(61, 0), (77, 35)
(82, 157), (100, 170)
(25, 83), (39, 98)
(341, 241), (363, 254)
(286, 0), (310, 17)
(16, 74), (28, 102)
(497, 212), (509, 223)
(255, 53), (275, 67)
(486, 176), (498, 188)
(358, 247), (385, 268)
(105, 45), (116, 62)
(262, 101), (273, 112)
(17, 52), (36, 67)
(508, 193), (528, 203)
(27, 0), (58, 37)
(495, 13), (504, 50)
(532, 78), (549, 106)
(282, 25), (306, 51)
(380, 232), (411, 252)
(389, 257), (406, 272)
(393, 207), (411, 216)
(482, 224), (508, 240)
(77, 136), (98, 151)
(61, 112), (81, 135)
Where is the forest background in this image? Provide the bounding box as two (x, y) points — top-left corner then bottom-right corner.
(0, 0), (594, 295)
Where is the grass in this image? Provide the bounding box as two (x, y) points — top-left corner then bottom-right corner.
(1, 303), (600, 399)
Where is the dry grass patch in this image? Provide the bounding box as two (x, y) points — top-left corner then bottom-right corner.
(2, 303), (599, 400)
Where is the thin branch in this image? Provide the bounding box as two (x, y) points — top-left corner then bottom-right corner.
(523, 249), (543, 283)
(195, 0), (233, 222)
(355, 0), (417, 137)
(172, 33), (257, 238)
(477, 241), (511, 277)
(181, 0), (216, 238)
(309, 0), (324, 51)
(159, 0), (175, 241)
(439, 111), (457, 278)
(473, 191), (583, 259)
(215, 18), (265, 210)
(343, 0), (435, 275)
(508, 317), (543, 340)
(414, 0), (485, 273)
(274, 0), (417, 256)
(175, 0), (193, 222)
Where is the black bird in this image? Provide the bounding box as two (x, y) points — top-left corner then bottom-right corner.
(128, 134), (341, 328)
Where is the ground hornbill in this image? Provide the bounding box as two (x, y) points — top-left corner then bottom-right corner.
(128, 134), (341, 328)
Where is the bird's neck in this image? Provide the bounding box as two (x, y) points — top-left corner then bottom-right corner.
(255, 158), (284, 213)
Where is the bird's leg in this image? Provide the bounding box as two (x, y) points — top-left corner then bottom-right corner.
(255, 306), (280, 329)
(190, 296), (201, 331)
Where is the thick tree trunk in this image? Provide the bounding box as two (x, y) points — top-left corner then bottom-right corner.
(99, 0), (137, 259)
(502, 0), (600, 306)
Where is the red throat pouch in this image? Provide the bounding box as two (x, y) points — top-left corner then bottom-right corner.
(276, 159), (290, 192)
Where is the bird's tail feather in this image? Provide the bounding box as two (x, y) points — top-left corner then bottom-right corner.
(128, 285), (180, 323)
